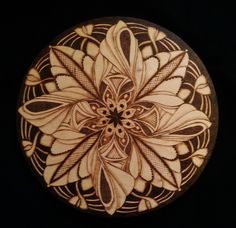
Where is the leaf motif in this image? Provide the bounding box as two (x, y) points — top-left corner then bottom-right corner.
(147, 27), (166, 42)
(191, 148), (208, 167)
(147, 26), (166, 52)
(138, 197), (158, 212)
(137, 51), (188, 99)
(69, 194), (88, 209)
(50, 46), (98, 97)
(194, 75), (211, 95)
(25, 68), (41, 86)
(134, 137), (181, 190)
(100, 20), (144, 91)
(44, 131), (100, 186)
(74, 24), (94, 37)
(22, 140), (35, 157)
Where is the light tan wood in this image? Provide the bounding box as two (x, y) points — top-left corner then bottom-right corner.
(17, 18), (217, 216)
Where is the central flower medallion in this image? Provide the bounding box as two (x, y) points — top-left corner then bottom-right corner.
(17, 18), (217, 216)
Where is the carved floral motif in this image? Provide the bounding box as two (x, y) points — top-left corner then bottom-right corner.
(18, 20), (214, 215)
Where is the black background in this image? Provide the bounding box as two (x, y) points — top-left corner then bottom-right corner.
(1, 0), (235, 227)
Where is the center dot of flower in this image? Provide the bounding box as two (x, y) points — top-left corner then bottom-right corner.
(107, 108), (124, 127)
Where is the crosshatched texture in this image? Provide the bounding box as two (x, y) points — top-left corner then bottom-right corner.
(17, 17), (218, 216)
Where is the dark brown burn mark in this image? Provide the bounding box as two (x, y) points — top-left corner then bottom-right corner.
(120, 30), (131, 64)
(26, 101), (61, 112)
(100, 169), (112, 204)
(99, 81), (107, 96)
(173, 126), (204, 135)
(107, 108), (124, 127)
(79, 127), (95, 135)
(136, 121), (153, 135)
(134, 102), (154, 108)
(119, 81), (134, 95)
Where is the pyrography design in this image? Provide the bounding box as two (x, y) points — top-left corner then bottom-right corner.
(18, 20), (214, 215)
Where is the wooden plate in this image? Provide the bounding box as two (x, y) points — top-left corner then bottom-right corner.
(17, 17), (218, 216)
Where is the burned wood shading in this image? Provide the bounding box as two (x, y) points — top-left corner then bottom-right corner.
(17, 17), (218, 216)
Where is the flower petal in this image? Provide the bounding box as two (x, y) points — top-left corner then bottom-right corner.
(53, 123), (85, 140)
(117, 99), (128, 112)
(95, 161), (134, 215)
(51, 140), (78, 154)
(157, 104), (211, 144)
(139, 94), (184, 113)
(56, 87), (92, 100)
(122, 119), (136, 129)
(96, 107), (109, 116)
(122, 108), (136, 118)
(100, 20), (144, 91)
(18, 92), (78, 134)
